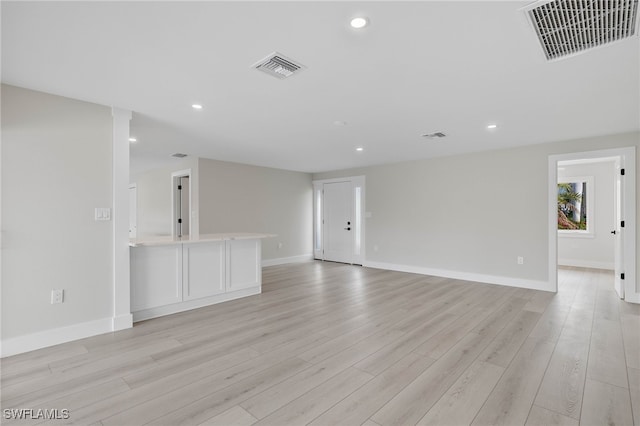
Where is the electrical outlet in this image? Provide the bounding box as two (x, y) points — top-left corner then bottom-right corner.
(51, 289), (64, 304)
(277, 242), (283, 249)
(517, 256), (524, 265)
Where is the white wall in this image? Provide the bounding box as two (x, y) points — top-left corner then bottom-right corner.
(1, 85), (114, 343)
(198, 158), (312, 262)
(313, 131), (639, 292)
(131, 156), (199, 238)
(558, 161), (615, 269)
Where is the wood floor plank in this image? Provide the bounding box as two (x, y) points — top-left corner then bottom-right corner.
(371, 332), (493, 426)
(621, 314), (640, 370)
(523, 290), (555, 313)
(534, 307), (593, 419)
(253, 367), (373, 426)
(478, 309), (541, 368)
(240, 327), (404, 420)
(309, 352), (435, 426)
(354, 312), (457, 375)
(1, 379), (130, 426)
(296, 309), (406, 365)
(0, 264), (636, 426)
(628, 367), (640, 426)
(471, 336), (557, 426)
(525, 405), (579, 426)
(197, 406), (257, 426)
(414, 306), (492, 359)
(51, 338), (321, 425)
(417, 360), (504, 426)
(580, 378), (633, 426)
(102, 357), (311, 426)
(587, 316), (629, 388)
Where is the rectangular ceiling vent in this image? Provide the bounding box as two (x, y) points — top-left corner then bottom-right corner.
(252, 52), (306, 79)
(171, 153), (188, 158)
(525, 0), (639, 61)
(422, 132), (447, 139)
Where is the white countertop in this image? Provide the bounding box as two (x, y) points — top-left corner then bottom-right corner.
(129, 233), (276, 247)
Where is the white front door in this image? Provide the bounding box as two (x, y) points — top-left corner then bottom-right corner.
(323, 181), (353, 263)
(614, 159), (624, 299)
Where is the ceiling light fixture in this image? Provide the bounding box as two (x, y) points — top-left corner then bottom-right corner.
(334, 120), (347, 126)
(128, 137), (137, 142)
(487, 124), (498, 129)
(192, 104), (203, 110)
(350, 17), (368, 29)
(356, 147), (364, 152)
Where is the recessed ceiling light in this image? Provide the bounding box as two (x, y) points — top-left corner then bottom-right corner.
(487, 124), (498, 129)
(356, 147), (364, 152)
(192, 104), (203, 110)
(128, 137), (137, 142)
(350, 17), (368, 29)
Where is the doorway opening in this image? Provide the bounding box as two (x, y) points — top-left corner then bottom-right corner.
(172, 169), (191, 238)
(313, 176), (365, 265)
(129, 183), (137, 239)
(549, 147), (636, 301)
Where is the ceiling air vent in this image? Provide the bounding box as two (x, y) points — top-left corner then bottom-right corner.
(252, 52), (306, 79)
(171, 153), (188, 158)
(525, 0), (639, 61)
(422, 132), (447, 139)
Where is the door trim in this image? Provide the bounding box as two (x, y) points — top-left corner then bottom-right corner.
(548, 147), (636, 302)
(171, 169), (192, 238)
(313, 176), (366, 265)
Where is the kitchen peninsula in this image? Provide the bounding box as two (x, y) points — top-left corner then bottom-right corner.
(130, 233), (274, 321)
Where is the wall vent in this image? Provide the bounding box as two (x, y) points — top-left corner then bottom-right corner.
(526, 0), (639, 61)
(252, 52), (306, 79)
(422, 132), (447, 139)
(171, 153), (188, 158)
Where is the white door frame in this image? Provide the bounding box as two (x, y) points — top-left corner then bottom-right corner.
(128, 183), (138, 239)
(313, 176), (366, 265)
(548, 147), (637, 302)
(171, 169), (192, 238)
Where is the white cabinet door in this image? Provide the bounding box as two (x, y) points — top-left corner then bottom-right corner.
(131, 245), (182, 311)
(226, 239), (261, 292)
(183, 242), (225, 301)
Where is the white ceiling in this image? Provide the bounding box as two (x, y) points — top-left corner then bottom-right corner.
(2, 1), (639, 174)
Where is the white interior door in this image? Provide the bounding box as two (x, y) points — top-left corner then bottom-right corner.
(614, 160), (624, 298)
(323, 181), (353, 263)
(180, 177), (190, 237)
(129, 184), (137, 239)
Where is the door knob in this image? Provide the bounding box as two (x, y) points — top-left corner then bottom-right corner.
(344, 227), (351, 231)
(611, 230), (617, 235)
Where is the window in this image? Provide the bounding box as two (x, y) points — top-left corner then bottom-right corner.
(557, 176), (593, 236)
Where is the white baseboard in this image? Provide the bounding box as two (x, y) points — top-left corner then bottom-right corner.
(262, 253), (313, 267)
(557, 258), (614, 270)
(1, 317), (115, 358)
(112, 313), (133, 331)
(364, 261), (553, 292)
(132, 286), (261, 322)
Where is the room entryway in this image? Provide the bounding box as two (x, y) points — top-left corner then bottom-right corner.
(313, 176), (365, 265)
(549, 147), (636, 302)
(172, 170), (192, 238)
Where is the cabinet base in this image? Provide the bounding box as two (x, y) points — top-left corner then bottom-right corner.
(132, 286), (261, 322)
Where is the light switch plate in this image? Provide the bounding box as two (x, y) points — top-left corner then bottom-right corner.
(95, 208), (111, 221)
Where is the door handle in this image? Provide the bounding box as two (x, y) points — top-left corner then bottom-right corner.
(344, 227), (351, 231)
(611, 230), (617, 235)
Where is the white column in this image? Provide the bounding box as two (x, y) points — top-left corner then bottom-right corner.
(112, 107), (133, 331)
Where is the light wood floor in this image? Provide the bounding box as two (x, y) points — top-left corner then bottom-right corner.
(2, 262), (639, 426)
